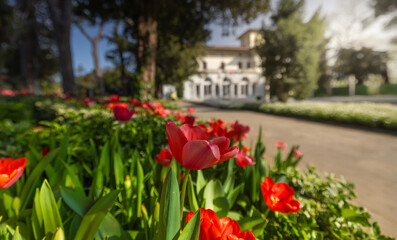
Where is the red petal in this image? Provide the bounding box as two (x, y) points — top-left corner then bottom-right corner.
(166, 121), (187, 164)
(180, 124), (207, 141)
(219, 146), (239, 163)
(272, 182), (294, 202)
(210, 137), (230, 154)
(181, 140), (220, 170)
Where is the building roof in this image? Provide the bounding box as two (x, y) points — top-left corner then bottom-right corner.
(206, 46), (250, 52)
(238, 29), (260, 39)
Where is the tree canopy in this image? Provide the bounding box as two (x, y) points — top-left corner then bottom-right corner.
(257, 0), (325, 101)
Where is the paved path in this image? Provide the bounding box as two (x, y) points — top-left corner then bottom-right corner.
(178, 101), (397, 237)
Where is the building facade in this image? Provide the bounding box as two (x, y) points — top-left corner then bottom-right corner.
(183, 29), (266, 101)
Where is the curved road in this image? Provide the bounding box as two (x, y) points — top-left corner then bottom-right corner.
(178, 101), (397, 237)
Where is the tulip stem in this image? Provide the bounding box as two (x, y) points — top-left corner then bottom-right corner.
(180, 169), (190, 224)
(263, 208), (271, 228)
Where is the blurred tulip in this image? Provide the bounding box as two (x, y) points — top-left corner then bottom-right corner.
(226, 121), (250, 142)
(186, 208), (256, 240)
(154, 146), (173, 167)
(0, 158), (27, 189)
(108, 94), (120, 102)
(166, 121), (238, 170)
(187, 108), (196, 114)
(276, 141), (287, 150)
(293, 149), (303, 158)
(236, 150), (256, 167)
(113, 103), (135, 121)
(261, 177), (300, 213)
(41, 147), (50, 157)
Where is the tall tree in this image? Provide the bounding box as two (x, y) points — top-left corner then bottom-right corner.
(73, 0), (117, 96)
(256, 0), (325, 101)
(46, 0), (76, 96)
(334, 47), (389, 84)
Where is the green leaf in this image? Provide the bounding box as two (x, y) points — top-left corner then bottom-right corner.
(203, 180), (229, 218)
(196, 170), (205, 196)
(12, 226), (23, 240)
(187, 175), (199, 212)
(227, 183), (244, 209)
(39, 180), (63, 234)
(60, 187), (92, 216)
(158, 169), (180, 240)
(20, 149), (59, 209)
(239, 216), (267, 232)
(136, 161), (144, 218)
(74, 190), (119, 240)
(178, 209), (201, 240)
(113, 152), (124, 188)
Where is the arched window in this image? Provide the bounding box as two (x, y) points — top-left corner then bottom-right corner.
(221, 62), (225, 70)
(238, 62), (242, 69)
(223, 78), (231, 98)
(203, 61), (207, 70)
(241, 78), (249, 96)
(204, 78), (212, 96)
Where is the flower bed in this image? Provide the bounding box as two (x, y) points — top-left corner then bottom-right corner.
(0, 95), (393, 239)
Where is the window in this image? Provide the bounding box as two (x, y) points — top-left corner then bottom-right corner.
(203, 61), (207, 70)
(216, 85), (219, 96)
(196, 85), (200, 97)
(241, 78), (249, 96)
(234, 84), (238, 95)
(204, 78), (212, 96)
(238, 62), (242, 69)
(252, 83), (257, 96)
(247, 62), (251, 68)
(223, 78), (231, 98)
(221, 62), (225, 70)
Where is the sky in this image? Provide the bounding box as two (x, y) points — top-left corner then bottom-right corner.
(71, 0), (396, 75)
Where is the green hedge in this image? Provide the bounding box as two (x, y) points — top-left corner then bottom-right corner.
(314, 83), (397, 97)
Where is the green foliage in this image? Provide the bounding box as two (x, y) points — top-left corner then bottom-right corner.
(333, 47), (389, 84)
(0, 96), (394, 239)
(257, 0), (325, 101)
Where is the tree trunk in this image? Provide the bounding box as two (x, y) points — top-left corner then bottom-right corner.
(155, 78), (162, 99)
(46, 0), (76, 96)
(56, 29), (76, 96)
(136, 1), (158, 100)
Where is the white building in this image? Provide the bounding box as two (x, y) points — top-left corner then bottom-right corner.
(183, 29), (266, 102)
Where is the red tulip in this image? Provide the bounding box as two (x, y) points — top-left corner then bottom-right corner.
(275, 141), (287, 150)
(187, 208), (256, 240)
(113, 103), (135, 121)
(129, 98), (143, 107)
(105, 102), (116, 109)
(236, 150), (256, 167)
(207, 119), (228, 138)
(108, 94), (120, 103)
(187, 108), (196, 114)
(293, 149), (303, 158)
(41, 147), (50, 157)
(0, 158), (27, 189)
(260, 177), (300, 213)
(226, 121), (250, 142)
(166, 121), (239, 170)
(155, 146), (173, 167)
